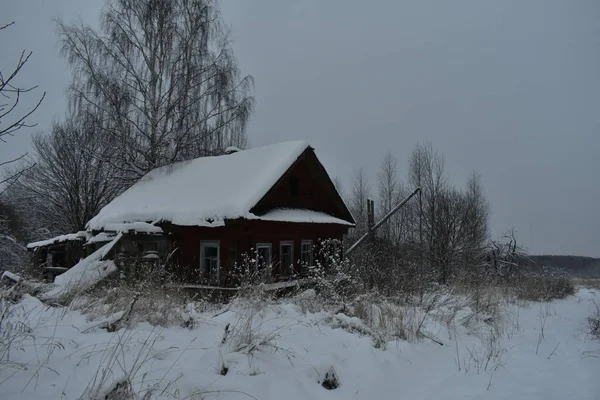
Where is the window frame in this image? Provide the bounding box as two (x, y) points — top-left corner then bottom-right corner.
(300, 240), (313, 275)
(255, 243), (272, 270)
(228, 248), (238, 272)
(200, 240), (220, 284)
(279, 240), (294, 276)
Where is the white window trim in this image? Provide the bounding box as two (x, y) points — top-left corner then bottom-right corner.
(256, 243), (272, 266)
(280, 240), (294, 276)
(200, 240), (220, 283)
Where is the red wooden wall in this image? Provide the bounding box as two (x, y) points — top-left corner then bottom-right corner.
(251, 150), (353, 223)
(165, 220), (349, 285)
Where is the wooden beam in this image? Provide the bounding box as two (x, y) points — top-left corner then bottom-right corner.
(346, 187), (421, 256)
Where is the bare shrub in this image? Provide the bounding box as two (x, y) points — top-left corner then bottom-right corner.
(292, 289), (325, 314)
(463, 328), (507, 375)
(79, 327), (168, 399)
(221, 298), (283, 354)
(588, 298), (600, 340)
(229, 252), (277, 299)
(456, 288), (505, 336)
(346, 292), (442, 345)
(514, 269), (575, 302)
(72, 265), (209, 328)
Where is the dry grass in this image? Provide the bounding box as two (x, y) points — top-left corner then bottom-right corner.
(513, 274), (575, 302)
(588, 298), (600, 340)
(347, 292), (444, 345)
(71, 282), (219, 329)
(573, 278), (600, 290)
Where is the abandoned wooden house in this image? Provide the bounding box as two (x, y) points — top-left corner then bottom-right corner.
(27, 232), (88, 280)
(30, 141), (355, 287)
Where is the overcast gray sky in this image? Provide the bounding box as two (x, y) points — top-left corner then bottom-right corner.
(2, 0), (599, 256)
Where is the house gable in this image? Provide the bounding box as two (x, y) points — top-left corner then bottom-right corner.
(250, 148), (355, 224)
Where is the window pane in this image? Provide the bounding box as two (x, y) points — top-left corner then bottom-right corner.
(281, 243), (293, 275)
(201, 243), (219, 284)
(205, 246), (218, 258)
(257, 246), (271, 269)
(300, 241), (313, 276)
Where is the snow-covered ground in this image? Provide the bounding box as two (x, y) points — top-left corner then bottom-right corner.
(1, 288), (598, 399)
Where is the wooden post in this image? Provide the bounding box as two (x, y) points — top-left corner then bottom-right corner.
(367, 198), (375, 233)
(346, 187), (421, 256)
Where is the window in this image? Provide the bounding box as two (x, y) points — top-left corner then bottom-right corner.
(228, 248), (238, 270)
(290, 176), (299, 196)
(139, 241), (158, 253)
(200, 241), (220, 284)
(300, 240), (313, 275)
(256, 243), (272, 271)
(280, 241), (294, 276)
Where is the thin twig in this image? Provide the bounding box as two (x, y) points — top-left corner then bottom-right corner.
(547, 341), (560, 360)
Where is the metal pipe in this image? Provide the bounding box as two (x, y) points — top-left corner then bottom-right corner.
(345, 186), (421, 256)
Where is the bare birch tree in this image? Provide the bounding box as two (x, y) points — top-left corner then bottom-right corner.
(12, 111), (122, 233)
(407, 142), (447, 275)
(377, 151), (399, 241)
(345, 143), (491, 291)
(0, 22), (45, 192)
(348, 167), (371, 239)
(57, 0), (254, 183)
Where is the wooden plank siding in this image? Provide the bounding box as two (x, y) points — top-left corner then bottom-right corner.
(160, 147), (353, 287)
(164, 220), (349, 286)
(251, 149), (352, 222)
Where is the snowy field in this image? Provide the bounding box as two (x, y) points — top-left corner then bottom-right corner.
(1, 288), (598, 400)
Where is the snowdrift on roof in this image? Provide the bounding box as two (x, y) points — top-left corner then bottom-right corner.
(27, 231), (88, 249)
(87, 141), (312, 230)
(259, 208), (354, 226)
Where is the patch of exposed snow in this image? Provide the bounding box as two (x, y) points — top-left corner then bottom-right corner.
(1, 290), (599, 399)
(1, 270), (22, 282)
(224, 146), (242, 154)
(80, 311), (126, 333)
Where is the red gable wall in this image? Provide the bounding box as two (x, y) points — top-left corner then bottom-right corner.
(251, 149), (352, 222)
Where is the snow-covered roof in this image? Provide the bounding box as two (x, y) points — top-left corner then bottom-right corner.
(87, 141), (352, 229)
(259, 209), (355, 226)
(102, 222), (163, 234)
(86, 232), (117, 244)
(27, 231), (88, 250)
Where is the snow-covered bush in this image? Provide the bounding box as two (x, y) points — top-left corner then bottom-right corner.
(307, 239), (362, 303)
(230, 251), (277, 299)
